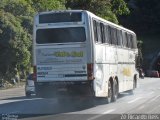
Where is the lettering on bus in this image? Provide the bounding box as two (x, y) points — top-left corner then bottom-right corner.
(37, 72), (48, 75)
(37, 67), (52, 70)
(53, 51), (84, 57)
(122, 68), (132, 76)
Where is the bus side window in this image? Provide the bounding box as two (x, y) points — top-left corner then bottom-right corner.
(115, 29), (118, 45)
(112, 27), (118, 45)
(125, 32), (129, 48)
(93, 20), (98, 42)
(104, 25), (109, 43)
(130, 34), (134, 48)
(110, 27), (114, 45)
(100, 23), (105, 43)
(108, 26), (112, 44)
(97, 22), (102, 43)
(127, 33), (131, 48)
(117, 30), (123, 46)
(122, 31), (127, 47)
(132, 35), (137, 49)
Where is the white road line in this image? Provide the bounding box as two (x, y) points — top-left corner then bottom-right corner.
(138, 105), (145, 110)
(149, 106), (159, 113)
(0, 98), (43, 105)
(149, 95), (160, 103)
(87, 109), (116, 120)
(128, 97), (142, 104)
(149, 103), (160, 113)
(148, 92), (154, 95)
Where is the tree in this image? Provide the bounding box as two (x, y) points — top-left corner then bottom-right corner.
(0, 10), (31, 80)
(111, 0), (130, 16)
(119, 0), (160, 34)
(65, 0), (130, 24)
(28, 0), (66, 12)
(0, 0), (131, 81)
(3, 0), (34, 17)
(0, 0), (66, 80)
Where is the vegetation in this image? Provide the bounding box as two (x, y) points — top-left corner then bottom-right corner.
(65, 0), (129, 23)
(0, 0), (128, 82)
(120, 0), (160, 35)
(0, 0), (66, 81)
(0, 0), (159, 82)
(119, 0), (160, 69)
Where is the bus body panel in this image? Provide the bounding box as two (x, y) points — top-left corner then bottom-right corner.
(36, 46), (88, 82)
(93, 44), (137, 97)
(33, 10), (138, 98)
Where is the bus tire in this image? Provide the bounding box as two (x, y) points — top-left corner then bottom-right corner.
(106, 80), (112, 104)
(112, 80), (118, 102)
(134, 75), (137, 89)
(127, 89), (134, 95)
(133, 78), (137, 90)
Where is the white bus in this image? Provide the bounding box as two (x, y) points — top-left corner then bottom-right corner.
(33, 10), (138, 103)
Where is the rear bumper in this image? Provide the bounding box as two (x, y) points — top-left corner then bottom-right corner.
(25, 86), (35, 93)
(35, 81), (94, 97)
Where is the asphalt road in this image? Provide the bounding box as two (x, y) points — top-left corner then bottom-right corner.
(0, 78), (160, 120)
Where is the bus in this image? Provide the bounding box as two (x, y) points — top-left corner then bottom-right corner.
(33, 10), (138, 103)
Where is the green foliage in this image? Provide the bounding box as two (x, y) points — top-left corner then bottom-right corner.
(4, 0), (35, 16)
(19, 16), (33, 34)
(0, 0), (66, 80)
(0, 0), (130, 81)
(119, 0), (160, 69)
(29, 0), (66, 11)
(0, 10), (31, 79)
(65, 0), (130, 24)
(119, 0), (160, 34)
(111, 0), (130, 15)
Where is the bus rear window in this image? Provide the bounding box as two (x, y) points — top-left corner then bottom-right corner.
(39, 12), (82, 23)
(36, 27), (86, 44)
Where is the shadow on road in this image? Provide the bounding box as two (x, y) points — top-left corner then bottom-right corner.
(118, 91), (134, 98)
(0, 92), (133, 119)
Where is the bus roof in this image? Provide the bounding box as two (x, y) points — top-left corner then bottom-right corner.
(85, 11), (135, 35)
(36, 10), (135, 35)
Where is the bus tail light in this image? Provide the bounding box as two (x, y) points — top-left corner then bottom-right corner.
(33, 66), (37, 81)
(87, 64), (94, 80)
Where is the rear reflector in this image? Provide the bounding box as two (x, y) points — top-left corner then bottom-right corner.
(33, 66), (37, 81)
(87, 63), (94, 80)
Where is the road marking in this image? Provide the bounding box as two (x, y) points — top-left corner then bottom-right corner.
(128, 97), (142, 104)
(148, 92), (154, 95)
(148, 95), (160, 103)
(87, 109), (116, 120)
(138, 105), (145, 110)
(0, 98), (43, 105)
(149, 103), (160, 113)
(149, 106), (159, 113)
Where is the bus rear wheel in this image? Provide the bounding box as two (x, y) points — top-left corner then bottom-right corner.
(112, 80), (118, 102)
(106, 80), (118, 103)
(106, 81), (112, 103)
(133, 79), (137, 89)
